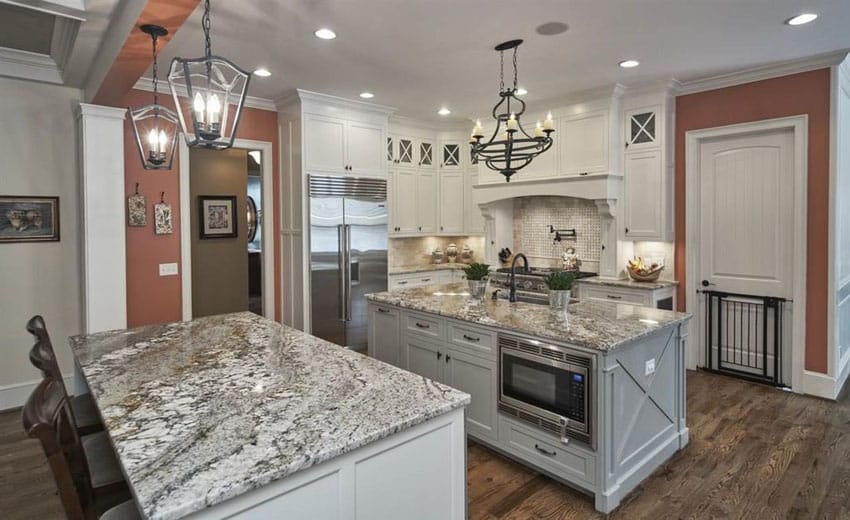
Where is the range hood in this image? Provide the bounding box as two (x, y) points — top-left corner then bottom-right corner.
(472, 173), (622, 206)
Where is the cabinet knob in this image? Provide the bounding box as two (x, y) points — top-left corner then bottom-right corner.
(625, 227), (629, 233)
(437, 351), (442, 360)
(445, 354), (451, 363)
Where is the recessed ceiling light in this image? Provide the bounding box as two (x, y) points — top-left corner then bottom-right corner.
(515, 88), (528, 96)
(253, 68), (271, 77)
(535, 22), (568, 36)
(359, 92), (374, 99)
(314, 28), (336, 40)
(619, 59), (640, 68)
(437, 107), (451, 116)
(786, 13), (818, 26)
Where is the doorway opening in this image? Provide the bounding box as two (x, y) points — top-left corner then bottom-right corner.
(247, 150), (263, 315)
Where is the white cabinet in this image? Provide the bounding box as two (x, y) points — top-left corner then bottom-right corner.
(368, 304), (401, 367)
(574, 281), (676, 309)
(390, 169), (418, 234)
(418, 140), (435, 169)
(388, 135), (416, 168)
(440, 172), (465, 233)
(388, 270), (454, 290)
(560, 109), (609, 176)
(304, 114), (385, 177)
(624, 106), (661, 152)
(439, 141), (464, 171)
(443, 347), (498, 442)
(623, 150), (664, 239)
(464, 172), (485, 234)
(404, 336), (446, 384)
(417, 171), (439, 233)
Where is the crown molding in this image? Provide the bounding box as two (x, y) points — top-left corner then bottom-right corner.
(76, 103), (128, 120)
(675, 50), (850, 95)
(296, 89), (397, 115)
(0, 47), (63, 84)
(133, 77), (279, 112)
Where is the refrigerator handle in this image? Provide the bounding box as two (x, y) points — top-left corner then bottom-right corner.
(344, 224), (352, 322)
(337, 224), (346, 322)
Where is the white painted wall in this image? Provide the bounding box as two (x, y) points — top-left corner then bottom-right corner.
(0, 77), (83, 409)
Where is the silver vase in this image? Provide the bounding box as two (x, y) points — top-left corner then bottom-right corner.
(549, 290), (571, 310)
(468, 279), (488, 300)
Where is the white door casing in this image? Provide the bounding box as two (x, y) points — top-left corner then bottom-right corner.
(686, 116), (807, 394)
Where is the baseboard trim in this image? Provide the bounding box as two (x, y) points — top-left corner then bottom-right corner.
(801, 370), (839, 400)
(0, 375), (74, 412)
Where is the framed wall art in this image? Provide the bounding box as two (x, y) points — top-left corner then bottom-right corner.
(0, 195), (60, 243)
(198, 195), (237, 239)
(128, 183), (146, 227)
(154, 192), (173, 235)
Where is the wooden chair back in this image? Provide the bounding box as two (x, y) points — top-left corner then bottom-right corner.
(22, 378), (96, 520)
(27, 315), (66, 386)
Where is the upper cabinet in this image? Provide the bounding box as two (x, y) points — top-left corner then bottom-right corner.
(624, 106), (661, 152)
(418, 140), (435, 169)
(304, 113), (387, 178)
(560, 109), (609, 176)
(440, 140), (464, 171)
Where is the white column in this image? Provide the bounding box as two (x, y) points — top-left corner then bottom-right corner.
(77, 103), (127, 334)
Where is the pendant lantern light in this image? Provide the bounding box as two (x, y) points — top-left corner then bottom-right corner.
(127, 24), (180, 170)
(167, 0), (251, 150)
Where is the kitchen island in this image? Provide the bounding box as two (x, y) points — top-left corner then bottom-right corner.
(70, 312), (469, 519)
(366, 282), (691, 513)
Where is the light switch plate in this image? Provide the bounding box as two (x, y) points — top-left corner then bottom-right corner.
(159, 263), (178, 276)
(645, 358), (656, 376)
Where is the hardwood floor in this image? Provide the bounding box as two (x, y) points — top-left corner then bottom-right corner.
(3, 371), (850, 519)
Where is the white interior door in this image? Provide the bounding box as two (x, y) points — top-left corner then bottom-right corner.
(698, 128), (795, 384)
(699, 129), (794, 297)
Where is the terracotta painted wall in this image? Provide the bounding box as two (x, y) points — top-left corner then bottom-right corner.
(122, 89), (280, 327)
(675, 69), (831, 373)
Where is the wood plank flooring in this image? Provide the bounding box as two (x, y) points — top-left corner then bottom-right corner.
(4, 371), (850, 519)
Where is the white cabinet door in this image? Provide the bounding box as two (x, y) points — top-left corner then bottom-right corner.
(417, 171), (439, 233)
(304, 114), (346, 174)
(387, 135), (397, 165)
(440, 141), (464, 171)
(392, 170), (418, 234)
(560, 109), (609, 175)
(347, 121), (385, 176)
(464, 172), (485, 234)
(417, 140), (435, 169)
(625, 106), (661, 152)
(440, 172), (465, 234)
(624, 149), (663, 239)
(404, 336), (446, 384)
(368, 305), (402, 368)
(445, 348), (498, 442)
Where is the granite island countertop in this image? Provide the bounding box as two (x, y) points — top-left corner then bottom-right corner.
(367, 283), (690, 352)
(389, 263), (468, 275)
(577, 276), (679, 290)
(70, 312), (469, 520)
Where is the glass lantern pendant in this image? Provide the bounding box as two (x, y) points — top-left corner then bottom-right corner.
(127, 24), (180, 170)
(167, 0), (250, 150)
(470, 40), (554, 182)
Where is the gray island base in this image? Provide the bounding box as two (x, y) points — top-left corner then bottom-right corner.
(366, 282), (692, 513)
(70, 312), (469, 520)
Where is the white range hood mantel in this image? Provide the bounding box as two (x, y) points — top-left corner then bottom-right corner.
(473, 173), (623, 208)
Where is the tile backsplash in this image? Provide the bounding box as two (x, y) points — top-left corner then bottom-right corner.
(513, 196), (601, 268)
(389, 236), (486, 268)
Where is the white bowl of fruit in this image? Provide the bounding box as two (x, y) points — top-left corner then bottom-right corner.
(626, 257), (664, 282)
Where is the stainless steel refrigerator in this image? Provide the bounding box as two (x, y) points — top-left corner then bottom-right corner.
(309, 175), (388, 350)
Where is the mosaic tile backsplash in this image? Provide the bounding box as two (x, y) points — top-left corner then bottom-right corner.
(513, 196), (601, 267)
(389, 236), (486, 268)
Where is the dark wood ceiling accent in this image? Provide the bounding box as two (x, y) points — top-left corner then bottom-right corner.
(91, 0), (200, 107)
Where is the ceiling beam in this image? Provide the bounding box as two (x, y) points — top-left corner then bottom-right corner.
(89, 0), (199, 106)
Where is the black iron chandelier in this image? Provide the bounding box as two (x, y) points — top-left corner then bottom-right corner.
(168, 0), (250, 150)
(127, 24), (179, 170)
(470, 40), (554, 182)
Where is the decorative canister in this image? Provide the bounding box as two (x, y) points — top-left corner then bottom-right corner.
(461, 244), (473, 264)
(446, 243), (458, 263)
(432, 248), (444, 264)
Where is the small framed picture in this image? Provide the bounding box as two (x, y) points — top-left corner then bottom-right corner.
(199, 195), (238, 239)
(0, 196), (60, 243)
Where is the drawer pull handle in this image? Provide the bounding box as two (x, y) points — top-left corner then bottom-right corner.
(415, 322), (430, 329)
(422, 278), (431, 282)
(606, 295), (622, 300)
(534, 444), (557, 457)
(377, 308), (390, 314)
(398, 281), (408, 285)
(463, 334), (480, 342)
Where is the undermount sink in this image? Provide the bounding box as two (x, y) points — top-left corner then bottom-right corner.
(493, 291), (550, 306)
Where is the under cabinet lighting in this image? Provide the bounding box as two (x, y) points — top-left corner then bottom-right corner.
(786, 13), (818, 26)
(314, 28), (337, 40)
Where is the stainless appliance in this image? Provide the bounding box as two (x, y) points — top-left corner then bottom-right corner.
(309, 175), (388, 351)
(498, 333), (593, 446)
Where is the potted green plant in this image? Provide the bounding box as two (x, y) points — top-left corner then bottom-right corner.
(463, 263), (491, 299)
(543, 270), (576, 310)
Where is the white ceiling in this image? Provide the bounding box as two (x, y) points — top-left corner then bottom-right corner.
(149, 0), (850, 121)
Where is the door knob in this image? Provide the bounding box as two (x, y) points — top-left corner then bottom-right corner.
(701, 280), (715, 287)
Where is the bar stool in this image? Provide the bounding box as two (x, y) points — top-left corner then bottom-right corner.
(22, 377), (140, 520)
(27, 315), (103, 436)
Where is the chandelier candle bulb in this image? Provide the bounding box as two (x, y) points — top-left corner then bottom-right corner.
(207, 94), (221, 127)
(534, 121), (544, 138)
(193, 93), (206, 124)
(473, 119), (484, 138)
(506, 112), (518, 131)
(543, 112), (554, 131)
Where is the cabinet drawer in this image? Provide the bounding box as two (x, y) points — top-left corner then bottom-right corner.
(499, 415), (596, 489)
(404, 311), (444, 340)
(447, 321), (496, 359)
(580, 286), (648, 306)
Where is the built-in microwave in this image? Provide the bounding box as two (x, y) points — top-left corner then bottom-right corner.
(498, 333), (593, 446)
